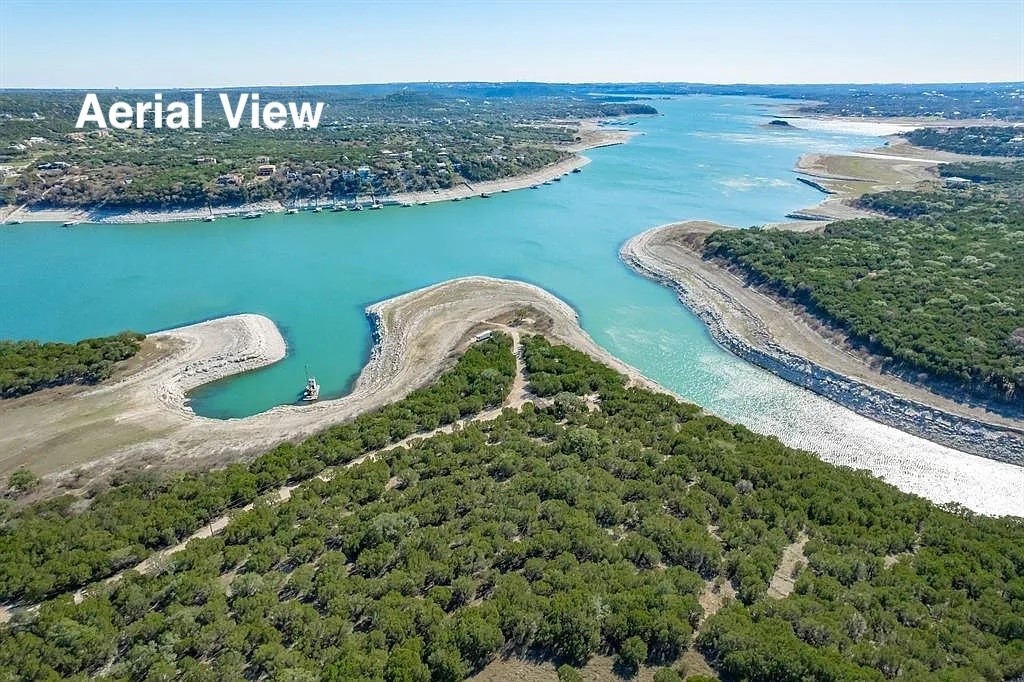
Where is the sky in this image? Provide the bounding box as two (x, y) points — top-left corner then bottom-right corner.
(1, 0), (1022, 88)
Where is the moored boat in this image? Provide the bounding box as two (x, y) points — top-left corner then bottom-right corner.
(243, 212), (262, 219)
(300, 375), (320, 402)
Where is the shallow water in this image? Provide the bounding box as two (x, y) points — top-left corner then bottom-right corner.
(2, 95), (1022, 514)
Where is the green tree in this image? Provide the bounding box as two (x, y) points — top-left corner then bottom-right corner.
(7, 468), (39, 494)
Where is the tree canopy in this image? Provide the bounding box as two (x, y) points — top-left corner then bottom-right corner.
(704, 165), (1024, 406)
(0, 335), (1021, 680)
(0, 332), (144, 399)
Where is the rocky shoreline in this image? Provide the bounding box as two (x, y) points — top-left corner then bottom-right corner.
(621, 228), (1024, 466)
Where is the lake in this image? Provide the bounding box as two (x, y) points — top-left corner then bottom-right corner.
(4, 95), (1021, 514)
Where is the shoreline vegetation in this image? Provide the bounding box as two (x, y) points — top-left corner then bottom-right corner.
(2, 84), (664, 219)
(621, 223), (1024, 465)
(0, 331), (144, 398)
(0, 120), (635, 225)
(619, 118), (1024, 466)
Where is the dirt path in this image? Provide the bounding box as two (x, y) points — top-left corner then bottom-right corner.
(767, 533), (809, 599)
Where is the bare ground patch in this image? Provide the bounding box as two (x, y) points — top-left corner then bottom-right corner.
(767, 532), (809, 599)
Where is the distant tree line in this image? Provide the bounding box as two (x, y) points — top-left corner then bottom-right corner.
(902, 126), (1024, 157)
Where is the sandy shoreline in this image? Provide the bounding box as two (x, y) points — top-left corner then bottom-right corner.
(0, 276), (656, 490)
(0, 122), (634, 226)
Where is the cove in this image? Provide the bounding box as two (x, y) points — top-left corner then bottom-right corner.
(2, 96), (879, 417)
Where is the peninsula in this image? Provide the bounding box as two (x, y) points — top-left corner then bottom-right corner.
(622, 125), (1024, 466)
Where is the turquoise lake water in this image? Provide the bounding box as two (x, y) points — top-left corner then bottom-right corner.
(8, 95), (1024, 516)
(0, 96), (882, 420)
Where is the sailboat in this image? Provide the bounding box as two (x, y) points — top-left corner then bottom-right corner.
(300, 370), (320, 402)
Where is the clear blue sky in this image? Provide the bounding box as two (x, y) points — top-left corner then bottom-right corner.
(1, 0), (1022, 88)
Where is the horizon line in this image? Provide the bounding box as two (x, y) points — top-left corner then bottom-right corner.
(2, 79), (1023, 93)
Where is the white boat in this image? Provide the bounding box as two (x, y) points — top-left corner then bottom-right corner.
(369, 202), (383, 210)
(243, 212), (262, 219)
(300, 375), (320, 402)
(286, 208), (298, 215)
(62, 220), (79, 227)
(203, 215), (216, 222)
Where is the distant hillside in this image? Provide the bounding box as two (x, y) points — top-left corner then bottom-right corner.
(902, 125), (1024, 156)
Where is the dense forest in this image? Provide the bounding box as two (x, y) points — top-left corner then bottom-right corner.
(0, 89), (654, 210)
(704, 163), (1024, 407)
(0, 332), (144, 399)
(902, 126), (1024, 157)
(1, 334), (1021, 680)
